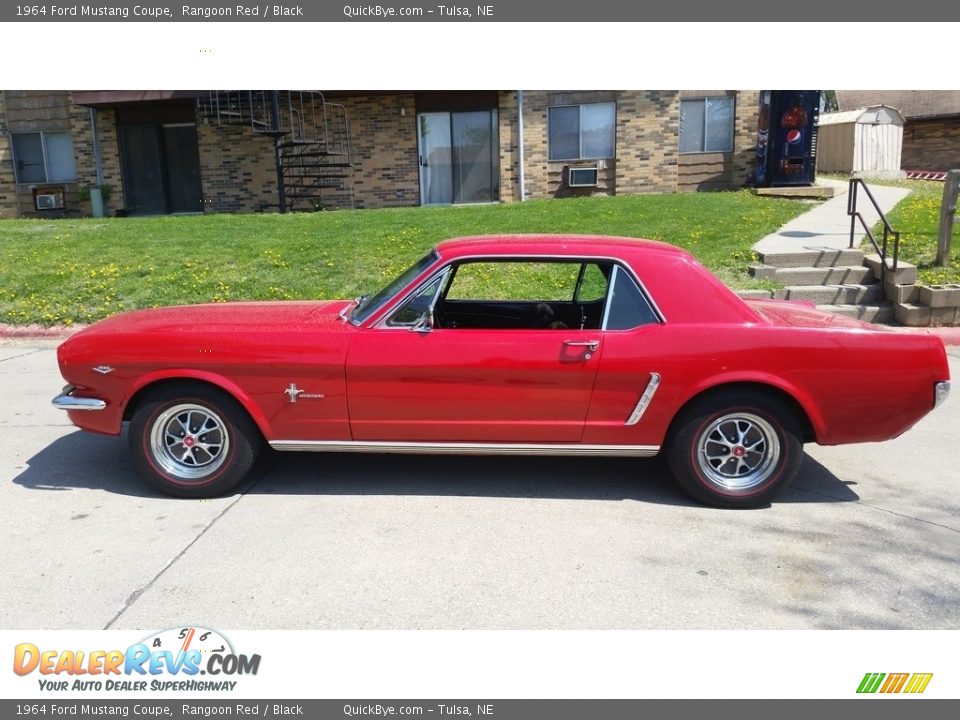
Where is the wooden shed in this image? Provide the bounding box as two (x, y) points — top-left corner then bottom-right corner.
(816, 105), (905, 176)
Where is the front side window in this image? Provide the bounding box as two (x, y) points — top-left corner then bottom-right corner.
(416, 259), (616, 331)
(548, 103), (616, 161)
(679, 97), (735, 154)
(11, 132), (77, 183)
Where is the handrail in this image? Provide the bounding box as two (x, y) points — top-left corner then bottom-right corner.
(848, 178), (900, 283)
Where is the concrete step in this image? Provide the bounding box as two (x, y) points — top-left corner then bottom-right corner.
(863, 254), (917, 285)
(773, 266), (873, 285)
(779, 283), (883, 305)
(757, 248), (865, 268)
(816, 303), (894, 323)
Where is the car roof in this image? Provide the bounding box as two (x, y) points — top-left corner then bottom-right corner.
(434, 234), (692, 261)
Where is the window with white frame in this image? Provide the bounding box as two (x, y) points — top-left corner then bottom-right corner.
(548, 102), (616, 161)
(679, 97), (735, 153)
(10, 132), (77, 183)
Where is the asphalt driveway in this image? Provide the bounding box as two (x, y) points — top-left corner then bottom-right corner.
(2, 341), (958, 630)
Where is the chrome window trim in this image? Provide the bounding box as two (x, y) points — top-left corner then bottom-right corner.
(270, 439), (660, 457)
(624, 372), (662, 426)
(381, 267), (451, 330)
(600, 264), (619, 331)
(363, 252), (666, 330)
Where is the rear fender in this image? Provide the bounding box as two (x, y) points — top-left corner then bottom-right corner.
(675, 371), (826, 442)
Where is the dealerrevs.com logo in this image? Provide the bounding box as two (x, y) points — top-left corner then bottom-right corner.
(857, 673), (933, 694)
(13, 627), (261, 692)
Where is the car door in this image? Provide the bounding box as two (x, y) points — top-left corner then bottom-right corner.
(345, 259), (604, 443)
(581, 264), (667, 447)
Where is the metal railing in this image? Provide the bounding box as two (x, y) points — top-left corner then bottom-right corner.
(848, 178), (900, 283)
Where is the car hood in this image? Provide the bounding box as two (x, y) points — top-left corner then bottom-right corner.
(72, 300), (353, 339)
(745, 298), (893, 332)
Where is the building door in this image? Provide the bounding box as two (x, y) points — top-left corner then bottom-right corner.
(417, 109), (499, 205)
(119, 123), (203, 215)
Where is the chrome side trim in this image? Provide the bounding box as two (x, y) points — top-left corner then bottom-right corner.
(934, 380), (950, 409)
(624, 372), (662, 426)
(269, 440), (660, 457)
(52, 386), (107, 411)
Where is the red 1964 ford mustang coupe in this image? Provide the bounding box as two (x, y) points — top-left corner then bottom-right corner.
(52, 235), (950, 508)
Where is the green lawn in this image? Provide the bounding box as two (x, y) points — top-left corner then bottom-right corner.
(879, 180), (960, 285)
(0, 191), (806, 327)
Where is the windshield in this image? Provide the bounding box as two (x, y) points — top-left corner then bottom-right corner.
(350, 250), (440, 326)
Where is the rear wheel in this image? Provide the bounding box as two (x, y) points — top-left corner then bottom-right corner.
(666, 389), (803, 508)
(129, 384), (260, 498)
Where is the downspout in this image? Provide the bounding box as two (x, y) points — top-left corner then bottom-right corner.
(517, 90), (525, 202)
(90, 107), (104, 187)
(89, 107), (105, 217)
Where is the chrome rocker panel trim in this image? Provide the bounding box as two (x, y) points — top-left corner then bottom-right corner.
(270, 440), (660, 457)
(51, 386), (107, 411)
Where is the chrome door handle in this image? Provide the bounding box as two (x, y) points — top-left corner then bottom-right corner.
(563, 340), (600, 351)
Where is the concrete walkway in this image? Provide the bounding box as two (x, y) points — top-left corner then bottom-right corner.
(754, 178), (910, 255)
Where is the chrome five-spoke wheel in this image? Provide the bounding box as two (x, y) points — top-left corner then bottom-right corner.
(667, 389), (803, 508)
(129, 384), (259, 498)
(149, 403), (231, 481)
(696, 412), (781, 491)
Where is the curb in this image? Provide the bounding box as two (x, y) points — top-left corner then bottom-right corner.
(0, 324), (86, 341)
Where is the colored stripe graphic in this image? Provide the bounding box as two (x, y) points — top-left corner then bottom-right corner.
(858, 673), (885, 693)
(904, 673), (933, 694)
(880, 673), (909, 693)
(857, 672), (933, 694)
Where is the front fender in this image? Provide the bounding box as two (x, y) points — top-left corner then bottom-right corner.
(122, 369), (273, 439)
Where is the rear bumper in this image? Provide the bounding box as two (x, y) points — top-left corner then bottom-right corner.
(935, 381), (951, 409)
(51, 385), (107, 411)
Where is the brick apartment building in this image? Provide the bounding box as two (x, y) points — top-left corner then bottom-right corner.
(0, 90), (760, 219)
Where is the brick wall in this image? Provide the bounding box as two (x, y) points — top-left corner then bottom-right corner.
(498, 91), (519, 202)
(196, 119), (277, 213)
(0, 92), (16, 218)
(510, 90), (685, 201)
(732, 90), (760, 185)
(68, 100), (125, 215)
(330, 93), (419, 210)
(616, 91), (680, 194)
(902, 117), (960, 171)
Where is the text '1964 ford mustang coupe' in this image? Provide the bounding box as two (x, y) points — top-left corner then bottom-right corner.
(53, 235), (951, 508)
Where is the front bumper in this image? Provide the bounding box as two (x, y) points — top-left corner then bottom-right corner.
(51, 385), (107, 411)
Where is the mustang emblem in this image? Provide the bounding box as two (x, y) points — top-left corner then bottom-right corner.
(285, 383), (324, 403)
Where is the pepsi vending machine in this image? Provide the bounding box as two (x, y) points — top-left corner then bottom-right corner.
(755, 90), (820, 186)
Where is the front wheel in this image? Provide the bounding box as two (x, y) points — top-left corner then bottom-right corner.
(666, 390), (803, 508)
(128, 384), (260, 498)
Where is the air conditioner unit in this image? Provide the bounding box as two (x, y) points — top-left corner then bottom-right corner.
(568, 166), (599, 187)
(34, 188), (65, 210)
